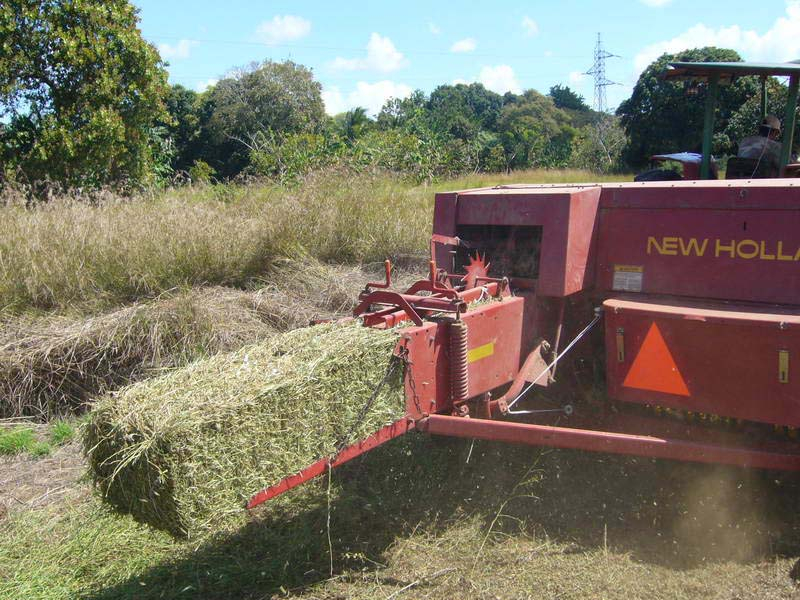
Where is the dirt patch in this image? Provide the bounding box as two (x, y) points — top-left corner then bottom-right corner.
(0, 439), (86, 516)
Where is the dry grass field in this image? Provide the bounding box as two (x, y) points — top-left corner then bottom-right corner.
(1, 168), (799, 600)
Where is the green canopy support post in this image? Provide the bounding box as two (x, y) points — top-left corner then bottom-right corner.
(760, 77), (768, 119)
(701, 73), (719, 180)
(779, 74), (799, 170)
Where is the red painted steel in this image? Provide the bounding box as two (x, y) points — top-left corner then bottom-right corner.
(397, 296), (524, 418)
(360, 279), (507, 329)
(247, 418), (415, 509)
(433, 186), (601, 296)
(596, 182), (800, 304)
(420, 415), (800, 471)
(247, 179), (800, 509)
(605, 297), (800, 427)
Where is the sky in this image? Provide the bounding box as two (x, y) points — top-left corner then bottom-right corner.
(132, 0), (800, 116)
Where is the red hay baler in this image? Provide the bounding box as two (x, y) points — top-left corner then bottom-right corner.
(248, 62), (800, 509)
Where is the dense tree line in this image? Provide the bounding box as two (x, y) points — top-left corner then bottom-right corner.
(2, 0), (798, 193)
(152, 70), (611, 185)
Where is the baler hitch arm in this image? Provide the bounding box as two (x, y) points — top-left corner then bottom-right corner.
(247, 418), (415, 509)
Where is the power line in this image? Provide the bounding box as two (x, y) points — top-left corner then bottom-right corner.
(146, 34), (588, 61)
(584, 33), (619, 113)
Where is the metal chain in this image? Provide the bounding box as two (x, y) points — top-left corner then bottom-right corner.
(403, 348), (423, 415)
(332, 357), (401, 457)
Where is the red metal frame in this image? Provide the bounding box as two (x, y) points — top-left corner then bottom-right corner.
(419, 414), (800, 471)
(248, 418), (415, 509)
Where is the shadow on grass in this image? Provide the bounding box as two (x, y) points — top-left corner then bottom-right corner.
(87, 433), (800, 599)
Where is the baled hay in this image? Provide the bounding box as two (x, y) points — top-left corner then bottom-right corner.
(83, 322), (404, 538)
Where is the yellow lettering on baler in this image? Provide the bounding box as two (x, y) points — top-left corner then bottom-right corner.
(736, 239), (760, 259)
(661, 237), (679, 255)
(647, 236), (800, 261)
(777, 241), (794, 261)
(715, 239), (736, 258)
(648, 236), (707, 257)
(678, 237), (708, 257)
(646, 236), (663, 255)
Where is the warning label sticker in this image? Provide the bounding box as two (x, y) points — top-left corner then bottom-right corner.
(612, 265), (643, 292)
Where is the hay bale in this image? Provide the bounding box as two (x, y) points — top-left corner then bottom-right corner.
(83, 322), (404, 538)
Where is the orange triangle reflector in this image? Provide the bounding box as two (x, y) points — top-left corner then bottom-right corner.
(623, 323), (689, 396)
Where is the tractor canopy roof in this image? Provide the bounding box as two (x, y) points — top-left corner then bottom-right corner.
(663, 61), (800, 82)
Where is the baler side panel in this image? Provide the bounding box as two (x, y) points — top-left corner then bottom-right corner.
(399, 297), (524, 418)
(596, 190), (800, 305)
(604, 298), (800, 427)
(565, 188), (602, 294)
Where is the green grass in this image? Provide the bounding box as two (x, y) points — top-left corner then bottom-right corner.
(0, 427), (51, 457)
(1, 437), (798, 600)
(0, 169), (630, 314)
(49, 421), (75, 446)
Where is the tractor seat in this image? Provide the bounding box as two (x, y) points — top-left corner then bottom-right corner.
(725, 157), (779, 179)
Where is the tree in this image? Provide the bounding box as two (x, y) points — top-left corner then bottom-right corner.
(162, 84), (203, 173)
(426, 83), (502, 140)
(335, 107), (372, 142)
(497, 90), (573, 169)
(205, 60), (325, 177)
(548, 85), (589, 112)
(376, 90), (427, 130)
(616, 47), (757, 167)
(569, 117), (626, 173)
(0, 0), (169, 188)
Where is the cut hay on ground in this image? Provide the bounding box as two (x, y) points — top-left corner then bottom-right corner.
(0, 258), (375, 420)
(84, 322), (404, 539)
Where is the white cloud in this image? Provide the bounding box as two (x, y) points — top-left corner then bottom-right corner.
(634, 1), (800, 73)
(522, 16), (539, 36)
(451, 38), (477, 53)
(640, 0), (673, 6)
(331, 33), (407, 73)
(479, 65), (521, 94)
(158, 39), (198, 61)
(195, 78), (218, 93)
(322, 81), (413, 116)
(428, 21), (441, 35)
(321, 87), (347, 116)
(569, 71), (587, 84)
(544, 50), (553, 57)
(255, 15), (311, 45)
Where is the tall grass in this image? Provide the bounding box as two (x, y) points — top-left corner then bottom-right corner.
(0, 168), (628, 313)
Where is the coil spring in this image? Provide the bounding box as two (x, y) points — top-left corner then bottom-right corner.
(450, 319), (469, 403)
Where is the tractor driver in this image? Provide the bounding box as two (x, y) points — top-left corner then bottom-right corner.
(737, 114), (782, 174)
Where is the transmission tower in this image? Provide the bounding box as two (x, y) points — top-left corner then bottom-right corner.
(585, 33), (619, 113)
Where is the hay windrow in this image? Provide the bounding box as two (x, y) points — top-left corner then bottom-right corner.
(0, 287), (278, 419)
(83, 322), (404, 539)
(0, 257), (386, 420)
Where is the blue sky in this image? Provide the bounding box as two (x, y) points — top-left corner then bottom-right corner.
(132, 0), (799, 115)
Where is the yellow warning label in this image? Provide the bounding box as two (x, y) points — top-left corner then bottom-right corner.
(467, 342), (495, 364)
(612, 265), (643, 292)
(614, 265), (643, 273)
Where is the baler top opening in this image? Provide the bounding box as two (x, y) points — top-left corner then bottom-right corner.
(661, 61), (800, 179)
